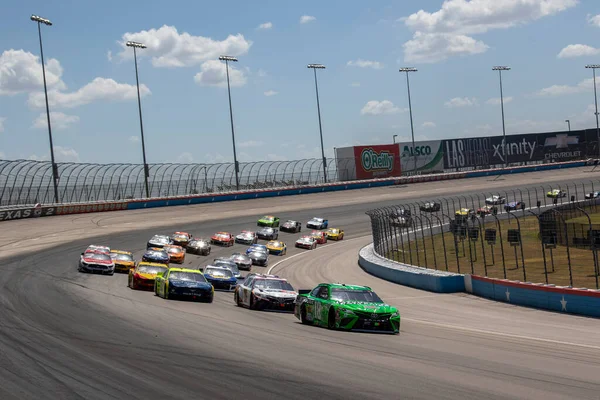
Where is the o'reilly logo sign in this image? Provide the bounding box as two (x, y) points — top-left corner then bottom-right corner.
(361, 148), (394, 171)
(402, 145), (431, 157)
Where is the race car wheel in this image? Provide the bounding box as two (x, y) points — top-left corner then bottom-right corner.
(249, 294), (256, 310)
(300, 305), (310, 325)
(206, 294), (213, 303)
(130, 278), (136, 290)
(235, 292), (242, 307)
(327, 308), (337, 330)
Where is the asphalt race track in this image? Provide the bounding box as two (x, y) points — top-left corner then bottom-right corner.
(1, 167), (599, 400)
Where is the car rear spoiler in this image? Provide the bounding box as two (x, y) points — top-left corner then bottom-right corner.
(298, 289), (311, 295)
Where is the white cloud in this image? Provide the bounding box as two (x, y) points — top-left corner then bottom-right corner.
(33, 112), (79, 130)
(266, 153), (287, 161)
(129, 135), (140, 143)
(0, 151), (5, 159)
(257, 22), (273, 30)
(557, 44), (600, 58)
(28, 78), (151, 109)
(350, 82), (361, 87)
(264, 90), (278, 96)
(588, 14), (600, 27)
(360, 100), (405, 115)
(300, 15), (316, 24)
(403, 32), (488, 63)
(107, 50), (112, 62)
(239, 140), (263, 148)
(116, 25), (251, 68)
(204, 153), (228, 163)
(535, 78), (594, 96)
(31, 146), (81, 163)
(0, 117), (5, 132)
(422, 121), (436, 128)
(193, 60), (247, 88)
(257, 69), (267, 78)
(486, 96), (513, 105)
(347, 59), (383, 69)
(402, 0), (576, 63)
(444, 97), (478, 108)
(177, 152), (194, 163)
(0, 49), (66, 95)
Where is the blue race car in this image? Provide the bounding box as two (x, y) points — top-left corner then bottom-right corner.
(202, 266), (238, 291)
(504, 201), (525, 211)
(246, 244), (268, 255)
(142, 249), (170, 264)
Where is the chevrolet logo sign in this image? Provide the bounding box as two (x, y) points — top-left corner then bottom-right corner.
(544, 134), (579, 149)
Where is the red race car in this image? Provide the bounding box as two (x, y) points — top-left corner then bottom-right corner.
(211, 232), (235, 247)
(310, 230), (328, 244)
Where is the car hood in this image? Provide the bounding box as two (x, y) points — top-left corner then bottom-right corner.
(339, 302), (397, 313)
(255, 289), (297, 298)
(169, 279), (211, 289)
(205, 274), (236, 281)
(136, 272), (158, 280)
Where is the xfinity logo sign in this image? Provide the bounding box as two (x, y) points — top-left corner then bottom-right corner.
(360, 148), (394, 171)
(492, 138), (536, 162)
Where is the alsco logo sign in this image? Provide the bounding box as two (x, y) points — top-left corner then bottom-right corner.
(361, 148), (394, 171)
(402, 145), (432, 157)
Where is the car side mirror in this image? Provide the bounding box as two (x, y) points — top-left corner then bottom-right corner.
(81, 252), (84, 256)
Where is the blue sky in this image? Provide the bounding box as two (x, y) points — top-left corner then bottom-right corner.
(0, 0), (599, 164)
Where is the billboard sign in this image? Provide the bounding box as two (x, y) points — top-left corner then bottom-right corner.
(400, 140), (444, 172)
(353, 144), (401, 179)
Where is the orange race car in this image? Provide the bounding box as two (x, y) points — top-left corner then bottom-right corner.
(211, 232), (235, 247)
(109, 250), (135, 273)
(163, 244), (185, 264)
(310, 230), (328, 244)
(171, 231), (192, 247)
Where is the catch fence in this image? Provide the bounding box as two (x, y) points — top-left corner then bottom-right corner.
(367, 181), (600, 289)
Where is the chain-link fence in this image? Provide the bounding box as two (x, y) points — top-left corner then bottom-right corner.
(366, 181), (600, 289)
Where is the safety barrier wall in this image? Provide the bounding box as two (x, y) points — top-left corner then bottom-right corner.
(0, 159), (588, 222)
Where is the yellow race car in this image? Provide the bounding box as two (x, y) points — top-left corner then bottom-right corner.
(163, 244), (185, 264)
(266, 240), (287, 255)
(110, 250), (135, 273)
(128, 261), (169, 291)
(325, 228), (344, 241)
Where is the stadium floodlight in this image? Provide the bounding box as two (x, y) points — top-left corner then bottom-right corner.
(399, 67), (418, 173)
(586, 65), (600, 160)
(126, 40), (150, 198)
(492, 66), (511, 168)
(220, 55), (240, 190)
(31, 14), (58, 203)
(307, 64), (328, 182)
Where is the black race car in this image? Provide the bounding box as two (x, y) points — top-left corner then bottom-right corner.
(419, 201), (441, 212)
(186, 238), (211, 255)
(389, 208), (412, 228)
(247, 249), (268, 266)
(230, 253), (253, 271)
(257, 227), (279, 240)
(280, 220), (302, 233)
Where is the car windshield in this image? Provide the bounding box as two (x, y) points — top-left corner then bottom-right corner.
(285, 220), (297, 225)
(254, 279), (294, 291)
(152, 236), (169, 244)
(261, 228), (274, 233)
(204, 268), (233, 278)
(216, 233), (229, 239)
(269, 241), (283, 247)
(169, 272), (206, 282)
(191, 240), (207, 246)
(113, 254), (133, 262)
(85, 253), (111, 261)
(239, 232), (253, 236)
(138, 265), (167, 274)
(166, 247), (182, 254)
(172, 234), (188, 241)
(214, 261), (239, 271)
(330, 288), (384, 303)
(249, 251), (266, 257)
(311, 218), (323, 222)
(327, 229), (339, 233)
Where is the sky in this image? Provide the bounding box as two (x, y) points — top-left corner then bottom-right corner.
(0, 0), (599, 164)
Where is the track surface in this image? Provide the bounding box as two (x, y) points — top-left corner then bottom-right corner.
(1, 167), (600, 399)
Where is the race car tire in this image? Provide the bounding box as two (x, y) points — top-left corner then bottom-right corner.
(235, 292), (242, 307)
(130, 278), (136, 290)
(327, 308), (336, 330)
(300, 305), (310, 325)
(249, 294), (256, 310)
(206, 294), (213, 303)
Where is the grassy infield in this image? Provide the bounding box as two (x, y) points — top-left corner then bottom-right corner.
(390, 213), (600, 289)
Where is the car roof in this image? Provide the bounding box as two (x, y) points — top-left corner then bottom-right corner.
(138, 261), (168, 267)
(215, 231), (230, 235)
(174, 231), (189, 235)
(321, 283), (371, 290)
(111, 250), (132, 255)
(284, 220), (298, 223)
(168, 267), (202, 274)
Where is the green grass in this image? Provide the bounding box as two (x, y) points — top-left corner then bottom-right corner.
(388, 214), (600, 289)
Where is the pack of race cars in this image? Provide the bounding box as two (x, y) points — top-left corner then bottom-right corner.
(76, 216), (399, 333)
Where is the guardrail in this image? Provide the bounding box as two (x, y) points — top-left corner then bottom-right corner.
(0, 159), (589, 222)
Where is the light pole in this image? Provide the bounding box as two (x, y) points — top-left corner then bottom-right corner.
(565, 119), (571, 131)
(307, 64), (328, 183)
(126, 41), (150, 198)
(492, 66), (510, 168)
(31, 14), (59, 204)
(393, 134), (398, 144)
(219, 55), (240, 190)
(585, 65), (600, 160)
(399, 67), (417, 173)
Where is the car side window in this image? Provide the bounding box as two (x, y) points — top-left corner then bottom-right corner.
(317, 286), (328, 299)
(310, 287), (321, 297)
(245, 277), (254, 287)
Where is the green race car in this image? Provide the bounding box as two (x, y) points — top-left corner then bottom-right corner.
(294, 283), (400, 334)
(257, 215), (280, 227)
